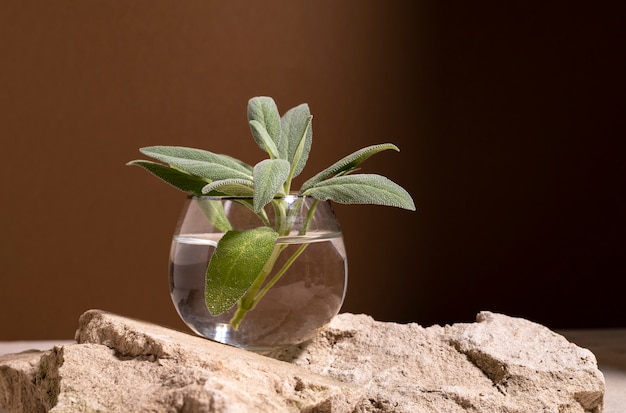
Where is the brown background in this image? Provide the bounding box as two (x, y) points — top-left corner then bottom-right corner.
(1, 2), (624, 340)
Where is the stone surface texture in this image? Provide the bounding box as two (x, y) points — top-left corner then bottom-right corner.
(0, 310), (605, 413)
(270, 312), (605, 412)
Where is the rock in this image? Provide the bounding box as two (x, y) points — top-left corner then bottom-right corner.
(269, 311), (605, 412)
(0, 310), (604, 413)
(1, 310), (362, 413)
(0, 351), (49, 413)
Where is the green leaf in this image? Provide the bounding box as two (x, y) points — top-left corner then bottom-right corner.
(201, 178), (255, 197)
(141, 146), (252, 173)
(170, 160), (252, 181)
(300, 143), (399, 192)
(139, 146), (252, 181)
(304, 174), (416, 210)
(248, 97), (282, 156)
(232, 199), (271, 227)
(249, 120), (280, 159)
(126, 160), (208, 195)
(196, 200), (233, 232)
(205, 227), (278, 315)
(252, 159), (290, 213)
(281, 104), (312, 178)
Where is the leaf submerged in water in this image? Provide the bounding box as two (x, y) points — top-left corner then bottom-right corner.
(205, 227), (278, 315)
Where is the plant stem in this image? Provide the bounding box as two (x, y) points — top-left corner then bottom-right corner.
(229, 197), (320, 330)
(230, 244), (286, 329)
(299, 199), (319, 235)
(254, 243), (309, 303)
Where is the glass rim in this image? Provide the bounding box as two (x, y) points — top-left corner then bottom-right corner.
(189, 194), (313, 201)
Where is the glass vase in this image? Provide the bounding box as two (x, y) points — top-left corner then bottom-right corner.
(169, 195), (348, 352)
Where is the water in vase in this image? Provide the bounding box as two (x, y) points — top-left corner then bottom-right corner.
(169, 231), (348, 351)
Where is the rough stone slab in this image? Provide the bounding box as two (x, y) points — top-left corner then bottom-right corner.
(560, 328), (626, 413)
(0, 351), (48, 413)
(1, 310), (362, 413)
(269, 311), (605, 413)
(0, 310), (605, 413)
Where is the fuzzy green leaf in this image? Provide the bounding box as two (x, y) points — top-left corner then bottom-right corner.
(171, 160), (252, 181)
(202, 179), (254, 197)
(248, 97), (282, 156)
(126, 160), (208, 195)
(304, 174), (416, 210)
(300, 143), (399, 192)
(196, 200), (233, 233)
(205, 227), (278, 315)
(281, 104), (313, 178)
(252, 159), (290, 212)
(249, 120), (280, 159)
(141, 146), (252, 173)
(139, 146), (252, 181)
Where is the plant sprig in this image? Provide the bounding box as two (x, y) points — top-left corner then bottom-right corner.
(127, 96), (415, 328)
